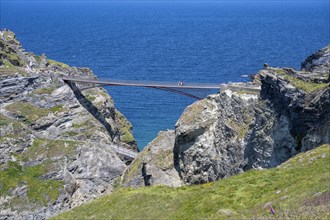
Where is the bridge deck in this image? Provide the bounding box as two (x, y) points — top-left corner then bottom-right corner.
(62, 77), (220, 89)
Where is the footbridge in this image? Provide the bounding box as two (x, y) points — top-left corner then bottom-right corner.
(63, 76), (221, 100)
(103, 143), (138, 159)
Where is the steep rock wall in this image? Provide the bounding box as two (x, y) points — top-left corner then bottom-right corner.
(121, 130), (182, 187)
(122, 45), (329, 187)
(0, 30), (137, 219)
(173, 45), (329, 185)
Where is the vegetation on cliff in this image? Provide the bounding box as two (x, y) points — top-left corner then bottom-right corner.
(271, 67), (329, 93)
(0, 161), (63, 206)
(1, 29), (329, 219)
(0, 30), (137, 219)
(121, 130), (181, 188)
(54, 144), (330, 219)
(115, 110), (136, 145)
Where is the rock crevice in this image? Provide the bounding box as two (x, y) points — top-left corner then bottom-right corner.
(122, 45), (329, 188)
(0, 30), (137, 219)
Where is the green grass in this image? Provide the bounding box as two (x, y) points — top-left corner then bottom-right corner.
(85, 94), (96, 102)
(0, 32), (25, 67)
(33, 86), (56, 95)
(5, 102), (50, 124)
(0, 62), (27, 77)
(179, 99), (215, 125)
(236, 90), (259, 95)
(62, 130), (78, 137)
(68, 119), (107, 140)
(0, 161), (63, 206)
(122, 153), (144, 181)
(72, 121), (90, 129)
(2, 59), (15, 67)
(17, 139), (80, 162)
(0, 49), (24, 67)
(0, 139), (80, 208)
(273, 68), (330, 93)
(284, 74), (329, 93)
(50, 105), (64, 113)
(115, 110), (135, 144)
(121, 148), (151, 184)
(54, 144), (330, 220)
(121, 131), (135, 144)
(35, 55), (41, 64)
(47, 59), (70, 69)
(5, 102), (65, 124)
(0, 114), (10, 126)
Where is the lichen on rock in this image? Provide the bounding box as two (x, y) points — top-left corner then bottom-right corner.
(0, 29), (137, 219)
(173, 45), (329, 185)
(121, 130), (182, 188)
(121, 45), (329, 187)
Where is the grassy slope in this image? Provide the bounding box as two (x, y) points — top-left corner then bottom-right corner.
(54, 144), (330, 220)
(0, 137), (81, 208)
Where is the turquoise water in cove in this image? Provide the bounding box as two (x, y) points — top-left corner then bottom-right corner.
(1, 1), (329, 150)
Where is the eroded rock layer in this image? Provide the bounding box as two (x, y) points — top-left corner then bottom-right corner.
(174, 45), (329, 184)
(126, 45), (329, 187)
(121, 130), (182, 187)
(0, 30), (137, 219)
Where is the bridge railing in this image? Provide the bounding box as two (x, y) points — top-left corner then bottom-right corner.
(63, 76), (221, 89)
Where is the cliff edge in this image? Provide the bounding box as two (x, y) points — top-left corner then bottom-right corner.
(0, 30), (137, 219)
(175, 45), (329, 184)
(125, 45), (329, 187)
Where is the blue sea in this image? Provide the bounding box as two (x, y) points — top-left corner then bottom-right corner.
(1, 1), (329, 150)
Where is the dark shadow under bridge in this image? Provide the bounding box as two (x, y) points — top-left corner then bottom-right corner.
(62, 76), (221, 100)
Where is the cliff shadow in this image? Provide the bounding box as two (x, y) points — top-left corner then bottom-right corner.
(173, 138), (183, 180)
(65, 80), (115, 141)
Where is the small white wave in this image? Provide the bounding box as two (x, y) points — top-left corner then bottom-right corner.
(240, 75), (249, 78)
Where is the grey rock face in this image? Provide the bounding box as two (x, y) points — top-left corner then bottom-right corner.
(301, 45), (330, 75)
(0, 77), (39, 103)
(300, 91), (330, 151)
(0, 30), (137, 219)
(122, 45), (329, 187)
(174, 92), (269, 184)
(63, 143), (126, 207)
(174, 46), (329, 185)
(122, 130), (182, 187)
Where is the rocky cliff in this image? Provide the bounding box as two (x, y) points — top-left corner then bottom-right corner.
(121, 130), (182, 187)
(53, 144), (330, 220)
(0, 30), (137, 219)
(1, 30), (329, 218)
(174, 45), (329, 184)
(127, 45), (329, 187)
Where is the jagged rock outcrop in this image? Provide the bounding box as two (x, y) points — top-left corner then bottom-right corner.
(259, 68), (330, 152)
(173, 45), (329, 184)
(0, 30), (137, 219)
(121, 45), (329, 187)
(0, 77), (39, 102)
(121, 130), (182, 187)
(174, 92), (260, 183)
(301, 45), (330, 74)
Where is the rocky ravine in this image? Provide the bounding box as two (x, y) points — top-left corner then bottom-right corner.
(124, 45), (329, 186)
(121, 130), (182, 187)
(0, 30), (137, 219)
